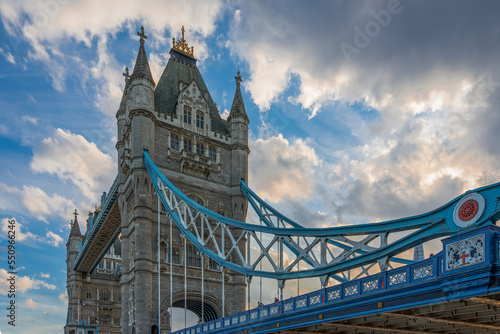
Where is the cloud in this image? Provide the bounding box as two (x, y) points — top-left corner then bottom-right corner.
(249, 134), (320, 203)
(0, 46), (15, 64)
(0, 217), (39, 242)
(0, 184), (75, 221)
(30, 128), (114, 200)
(0, 268), (56, 294)
(26, 297), (36, 309)
(228, 1), (500, 122)
(46, 231), (64, 247)
(40, 272), (50, 278)
(22, 115), (38, 125)
(0, 0), (226, 119)
(59, 291), (68, 305)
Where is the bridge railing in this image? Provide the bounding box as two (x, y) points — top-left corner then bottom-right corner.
(172, 224), (500, 334)
(174, 253), (444, 334)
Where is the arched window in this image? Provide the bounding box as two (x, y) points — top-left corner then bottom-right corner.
(85, 290), (92, 299)
(99, 289), (111, 301)
(187, 244), (201, 267)
(196, 111), (204, 129)
(196, 143), (204, 156)
(208, 147), (216, 163)
(183, 106), (192, 124)
(183, 139), (192, 152)
(167, 247), (180, 264)
(170, 135), (179, 151)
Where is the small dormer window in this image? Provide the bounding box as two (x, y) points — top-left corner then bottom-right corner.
(209, 147), (216, 163)
(183, 105), (192, 125)
(196, 111), (204, 129)
(196, 143), (204, 156)
(183, 139), (192, 152)
(170, 135), (179, 151)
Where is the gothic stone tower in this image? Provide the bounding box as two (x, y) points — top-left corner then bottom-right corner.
(65, 210), (122, 334)
(116, 27), (249, 334)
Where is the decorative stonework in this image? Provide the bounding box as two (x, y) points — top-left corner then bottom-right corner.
(453, 193), (485, 228)
(446, 234), (485, 271)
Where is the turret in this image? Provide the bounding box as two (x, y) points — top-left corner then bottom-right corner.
(65, 209), (83, 327)
(228, 71), (250, 222)
(128, 26), (156, 167)
(66, 209), (82, 267)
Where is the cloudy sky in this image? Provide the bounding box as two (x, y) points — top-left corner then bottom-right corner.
(1, 0), (500, 333)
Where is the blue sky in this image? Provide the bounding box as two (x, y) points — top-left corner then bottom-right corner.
(2, 1), (500, 333)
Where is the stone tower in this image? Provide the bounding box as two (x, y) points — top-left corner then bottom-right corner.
(65, 209), (123, 334)
(116, 26), (249, 334)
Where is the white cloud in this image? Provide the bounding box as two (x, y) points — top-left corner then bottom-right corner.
(26, 297), (36, 309)
(0, 0), (225, 112)
(0, 217), (39, 242)
(0, 268), (56, 294)
(59, 291), (68, 305)
(30, 128), (114, 200)
(249, 134), (320, 203)
(46, 231), (64, 247)
(40, 272), (50, 278)
(0, 46), (15, 64)
(22, 115), (38, 125)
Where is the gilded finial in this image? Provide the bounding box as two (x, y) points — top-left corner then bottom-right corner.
(235, 71), (242, 87)
(172, 26), (195, 58)
(137, 26), (147, 43)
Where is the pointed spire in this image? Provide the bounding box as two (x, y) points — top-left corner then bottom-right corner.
(118, 67), (130, 111)
(229, 71), (247, 119)
(130, 26), (155, 86)
(69, 209), (81, 237)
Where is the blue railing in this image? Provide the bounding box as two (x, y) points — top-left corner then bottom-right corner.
(172, 224), (500, 334)
(172, 252), (444, 334)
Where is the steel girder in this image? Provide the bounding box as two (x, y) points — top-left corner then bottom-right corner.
(145, 151), (500, 281)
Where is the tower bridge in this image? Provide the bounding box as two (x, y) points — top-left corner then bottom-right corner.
(65, 26), (500, 334)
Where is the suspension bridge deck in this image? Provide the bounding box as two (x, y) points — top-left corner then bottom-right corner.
(173, 224), (500, 334)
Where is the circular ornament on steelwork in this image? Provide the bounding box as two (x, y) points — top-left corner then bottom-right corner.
(453, 193), (485, 228)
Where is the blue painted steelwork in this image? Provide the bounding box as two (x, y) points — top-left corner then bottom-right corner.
(171, 224), (500, 334)
(144, 150), (500, 281)
(73, 176), (120, 271)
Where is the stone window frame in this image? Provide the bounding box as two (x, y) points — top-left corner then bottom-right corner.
(196, 142), (205, 156)
(208, 147), (216, 163)
(196, 111), (204, 129)
(99, 288), (112, 301)
(183, 138), (192, 152)
(85, 290), (92, 299)
(183, 105), (192, 125)
(170, 134), (179, 151)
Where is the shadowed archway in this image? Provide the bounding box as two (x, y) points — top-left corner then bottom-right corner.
(172, 299), (219, 322)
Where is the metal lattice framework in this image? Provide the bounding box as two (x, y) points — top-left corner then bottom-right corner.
(145, 151), (500, 285)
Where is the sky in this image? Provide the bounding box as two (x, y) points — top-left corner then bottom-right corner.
(1, 0), (500, 333)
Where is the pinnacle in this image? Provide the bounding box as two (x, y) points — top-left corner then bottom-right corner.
(130, 26), (155, 86)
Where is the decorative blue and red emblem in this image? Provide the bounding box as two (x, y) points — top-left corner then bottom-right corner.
(453, 193), (485, 228)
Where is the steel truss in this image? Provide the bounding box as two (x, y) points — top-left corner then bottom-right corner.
(145, 151), (500, 286)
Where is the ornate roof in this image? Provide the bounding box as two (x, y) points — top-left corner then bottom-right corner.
(154, 48), (228, 133)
